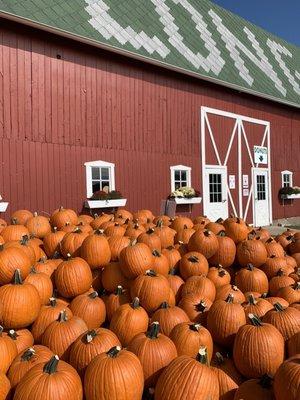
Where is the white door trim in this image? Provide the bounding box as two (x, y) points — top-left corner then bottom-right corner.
(203, 165), (228, 220)
(201, 106), (272, 224)
(252, 167), (272, 226)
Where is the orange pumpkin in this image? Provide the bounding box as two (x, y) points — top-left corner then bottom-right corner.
(80, 230), (111, 269)
(0, 245), (31, 285)
(0, 325), (18, 373)
(179, 252), (209, 280)
(69, 291), (106, 330)
(50, 207), (78, 229)
(26, 212), (51, 239)
(188, 229), (219, 259)
(119, 240), (153, 279)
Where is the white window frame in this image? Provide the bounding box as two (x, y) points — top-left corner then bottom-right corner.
(170, 165), (192, 192)
(281, 170), (293, 188)
(84, 160), (115, 198)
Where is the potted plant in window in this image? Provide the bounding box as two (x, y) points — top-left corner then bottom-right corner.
(0, 194), (9, 212)
(85, 190), (127, 209)
(168, 187), (202, 204)
(279, 186), (300, 200)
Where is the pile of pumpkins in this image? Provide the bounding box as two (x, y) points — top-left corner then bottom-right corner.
(0, 207), (299, 400)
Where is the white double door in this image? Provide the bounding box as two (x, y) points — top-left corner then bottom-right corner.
(203, 166), (228, 221)
(252, 168), (271, 227)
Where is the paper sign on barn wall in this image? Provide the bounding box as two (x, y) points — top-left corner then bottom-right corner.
(243, 188), (249, 196)
(229, 175), (235, 189)
(243, 175), (249, 188)
(254, 146), (268, 164)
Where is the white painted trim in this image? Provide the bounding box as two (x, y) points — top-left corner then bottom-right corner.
(252, 167), (272, 226)
(224, 120), (238, 166)
(0, 202), (9, 212)
(85, 199), (127, 209)
(237, 119), (243, 218)
(281, 170), (293, 187)
(203, 165), (229, 219)
(243, 184), (253, 221)
(204, 114), (222, 165)
(267, 124), (272, 224)
(282, 193), (300, 199)
(240, 121), (255, 167)
(170, 165), (192, 192)
(202, 107), (269, 126)
(84, 160), (116, 198)
(174, 197), (202, 205)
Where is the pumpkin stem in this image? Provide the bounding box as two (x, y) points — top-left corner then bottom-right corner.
(8, 330), (18, 340)
(168, 268), (176, 276)
(30, 266), (37, 274)
(66, 253), (72, 259)
(49, 297), (57, 307)
(14, 269), (23, 285)
(196, 347), (208, 365)
(231, 285), (238, 291)
(94, 229), (105, 236)
(146, 269), (157, 277)
(218, 230), (226, 237)
(33, 212), (38, 217)
(11, 217), (18, 225)
(88, 291), (99, 299)
(58, 310), (68, 322)
(189, 323), (201, 332)
(248, 294), (257, 305)
(215, 352), (224, 365)
(204, 230), (211, 237)
(59, 206), (64, 211)
(248, 313), (263, 326)
(129, 239), (137, 247)
(107, 346), (121, 358)
(294, 282), (300, 290)
(21, 348), (36, 361)
(159, 302), (169, 309)
(246, 263), (254, 271)
(286, 235), (294, 241)
(274, 303), (284, 312)
(261, 292), (268, 298)
(152, 249), (161, 257)
(20, 235), (30, 245)
(259, 374), (273, 389)
(85, 330), (97, 343)
(216, 218), (223, 223)
(218, 269), (226, 277)
(225, 293), (234, 303)
(114, 286), (124, 295)
(53, 227), (58, 232)
(52, 251), (61, 259)
(146, 322), (160, 339)
(195, 300), (207, 312)
(276, 269), (285, 277)
(0, 244), (4, 251)
(0, 326), (3, 336)
(156, 220), (163, 228)
(188, 255), (199, 263)
(131, 297), (140, 309)
(147, 228), (155, 234)
(43, 355), (59, 374)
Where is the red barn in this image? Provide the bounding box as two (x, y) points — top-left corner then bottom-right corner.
(0, 0), (299, 225)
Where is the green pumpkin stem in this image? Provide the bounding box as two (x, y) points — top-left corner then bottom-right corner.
(88, 291), (99, 299)
(107, 346), (121, 358)
(11, 218), (18, 225)
(85, 330), (97, 343)
(152, 249), (161, 257)
(188, 255), (199, 263)
(159, 302), (169, 309)
(204, 230), (211, 237)
(94, 229), (105, 236)
(43, 355), (59, 374)
(49, 297), (57, 307)
(218, 230), (226, 237)
(0, 244), (4, 251)
(195, 300), (207, 312)
(247, 263), (254, 271)
(58, 310), (68, 322)
(146, 322), (160, 339)
(8, 330), (18, 340)
(14, 269), (23, 285)
(156, 220), (163, 228)
(189, 323), (201, 332)
(147, 228), (155, 235)
(146, 269), (157, 277)
(274, 303), (284, 312)
(20, 235), (30, 245)
(196, 347), (208, 365)
(226, 293), (234, 303)
(131, 297), (140, 309)
(115, 286), (124, 295)
(21, 348), (36, 361)
(0, 326), (3, 336)
(248, 294), (257, 305)
(30, 266), (37, 274)
(248, 313), (263, 326)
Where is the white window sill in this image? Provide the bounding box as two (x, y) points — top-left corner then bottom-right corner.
(174, 197), (202, 205)
(0, 202), (9, 212)
(281, 194), (300, 200)
(85, 199), (127, 209)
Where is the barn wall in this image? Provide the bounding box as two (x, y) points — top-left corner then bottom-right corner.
(0, 20), (299, 220)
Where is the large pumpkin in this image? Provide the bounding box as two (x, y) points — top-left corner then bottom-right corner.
(55, 256), (92, 298)
(50, 207), (78, 229)
(233, 314), (284, 378)
(60, 228), (88, 258)
(0, 372), (11, 400)
(1, 220), (30, 242)
(208, 232), (236, 268)
(243, 294), (273, 321)
(233, 375), (274, 400)
(130, 270), (170, 314)
(26, 212), (51, 239)
(179, 252), (209, 280)
(274, 355), (300, 400)
(150, 302), (190, 337)
(4, 235), (37, 265)
(0, 325), (18, 373)
(237, 238), (268, 268)
(207, 265), (231, 289)
(43, 228), (66, 257)
(155, 347), (219, 400)
(80, 230), (111, 269)
(0, 245), (31, 285)
(11, 210), (33, 226)
(0, 269), (41, 329)
(223, 217), (249, 244)
(25, 267), (53, 305)
(13, 355), (83, 400)
(235, 264), (269, 294)
(41, 310), (88, 360)
(127, 322), (177, 387)
(5, 329), (34, 354)
(119, 240), (153, 279)
(178, 293), (212, 325)
(109, 298), (149, 346)
(207, 294), (246, 348)
(108, 235), (131, 261)
(84, 346), (144, 400)
(69, 291), (106, 330)
(7, 345), (54, 391)
(69, 328), (121, 377)
(188, 229), (219, 259)
(181, 275), (216, 302)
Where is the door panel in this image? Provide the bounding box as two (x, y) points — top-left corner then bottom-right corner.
(204, 166), (228, 221)
(253, 169), (270, 227)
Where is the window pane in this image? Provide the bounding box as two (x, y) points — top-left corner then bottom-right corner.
(92, 167), (100, 180)
(181, 180), (187, 187)
(181, 171), (187, 181)
(101, 167), (109, 180)
(174, 170), (180, 181)
(92, 181), (100, 193)
(101, 181), (110, 190)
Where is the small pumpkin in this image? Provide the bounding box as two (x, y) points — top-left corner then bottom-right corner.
(69, 291), (106, 330)
(0, 325), (18, 373)
(161, 246), (181, 269)
(274, 355), (300, 400)
(233, 314), (284, 378)
(188, 229), (219, 259)
(1, 219), (30, 242)
(215, 284), (246, 304)
(269, 269), (295, 296)
(276, 282), (300, 304)
(13, 355), (83, 400)
(207, 265), (231, 289)
(11, 210), (34, 226)
(233, 375), (274, 400)
(208, 231), (236, 268)
(26, 212), (51, 239)
(101, 261), (129, 292)
(260, 255), (291, 279)
(223, 217), (248, 244)
(169, 322), (213, 361)
(150, 302), (190, 337)
(125, 223), (145, 240)
(243, 294), (273, 321)
(151, 250), (169, 276)
(25, 267), (53, 305)
(170, 217), (193, 232)
(5, 329), (34, 355)
(119, 240), (153, 279)
(60, 228), (88, 258)
(153, 220), (176, 249)
(212, 352), (244, 386)
(84, 346), (144, 400)
(174, 226), (195, 245)
(235, 264), (269, 294)
(43, 227), (66, 257)
(109, 298), (149, 346)
(104, 286), (131, 322)
(41, 310), (88, 360)
(127, 322), (178, 387)
(0, 245), (31, 285)
(178, 294), (212, 325)
(166, 268), (184, 303)
(50, 207), (78, 228)
(69, 328), (121, 377)
(179, 251), (209, 280)
(265, 237), (285, 258)
(108, 235), (131, 261)
(181, 275), (216, 302)
(137, 228), (162, 252)
(236, 237), (268, 268)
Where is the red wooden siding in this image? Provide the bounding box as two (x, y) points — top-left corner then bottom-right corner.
(0, 19), (299, 220)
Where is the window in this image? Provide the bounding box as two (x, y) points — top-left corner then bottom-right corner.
(84, 161), (115, 198)
(170, 165), (191, 191)
(281, 170), (293, 188)
(256, 174), (266, 200)
(209, 173), (222, 203)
